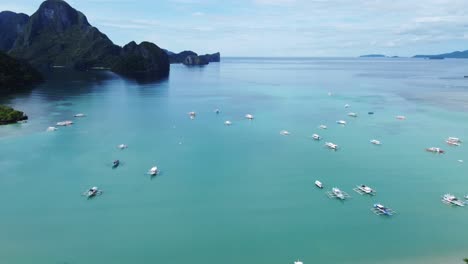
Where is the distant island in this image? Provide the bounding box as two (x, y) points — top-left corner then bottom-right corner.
(166, 50), (220, 66)
(360, 54), (386, 58)
(413, 50), (468, 59)
(359, 54), (400, 58)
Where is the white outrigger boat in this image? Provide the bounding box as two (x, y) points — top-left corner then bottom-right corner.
(280, 130), (291, 136)
(442, 194), (465, 207)
(347, 112), (357, 117)
(74, 113), (86, 117)
(426, 147), (445, 154)
(149, 166), (159, 176)
(336, 120), (346, 125)
(83, 186), (102, 198)
(319, 125), (327, 129)
(370, 139), (381, 145)
(315, 180), (323, 189)
(447, 137), (461, 143)
(327, 187), (350, 200)
(325, 142), (338, 150)
(56, 120), (73, 126)
(46, 126), (58, 132)
(224, 120), (232, 126)
(245, 114), (254, 120)
(118, 144), (128, 150)
(188, 111), (196, 119)
(312, 134), (321, 140)
(353, 184), (376, 195)
(371, 203), (395, 216)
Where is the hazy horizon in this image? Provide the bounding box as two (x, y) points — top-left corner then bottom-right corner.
(1, 0), (468, 57)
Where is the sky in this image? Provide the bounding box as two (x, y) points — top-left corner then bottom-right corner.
(1, 0), (468, 57)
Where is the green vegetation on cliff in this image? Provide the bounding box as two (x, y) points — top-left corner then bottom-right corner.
(0, 51), (43, 94)
(0, 105), (28, 125)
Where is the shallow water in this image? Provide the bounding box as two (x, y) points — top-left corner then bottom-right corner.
(1, 58), (468, 264)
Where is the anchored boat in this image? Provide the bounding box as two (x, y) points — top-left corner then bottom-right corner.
(315, 180), (323, 189)
(426, 147), (445, 154)
(371, 203), (395, 216)
(83, 186), (102, 198)
(56, 120), (73, 126)
(370, 139), (381, 145)
(118, 144), (128, 150)
(353, 184), (376, 195)
(149, 166), (159, 176)
(327, 187), (350, 200)
(224, 120), (232, 126)
(312, 134), (321, 140)
(319, 125), (327, 129)
(245, 114), (254, 120)
(442, 194), (465, 207)
(347, 112), (357, 117)
(325, 142), (338, 150)
(280, 130), (291, 136)
(336, 120), (346, 125)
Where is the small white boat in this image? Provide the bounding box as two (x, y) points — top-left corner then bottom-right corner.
(56, 120), (73, 126)
(355, 184), (376, 195)
(426, 147), (445, 154)
(280, 130), (291, 136)
(465, 195), (468, 200)
(224, 120), (232, 126)
(370, 139), (381, 145)
(372, 203), (395, 216)
(245, 114), (254, 120)
(442, 194), (465, 207)
(332, 188), (345, 200)
(149, 166), (159, 176)
(118, 144), (128, 149)
(344, 104), (350, 108)
(312, 134), (321, 140)
(336, 120), (346, 125)
(458, 160), (464, 163)
(347, 112), (357, 117)
(448, 137), (461, 143)
(315, 180), (323, 189)
(46, 126), (58, 132)
(74, 113), (86, 117)
(188, 111), (196, 119)
(396, 115), (406, 120)
(294, 260), (303, 264)
(327, 187), (350, 200)
(319, 125), (327, 129)
(446, 140), (460, 146)
(84, 186), (102, 198)
(325, 142), (338, 150)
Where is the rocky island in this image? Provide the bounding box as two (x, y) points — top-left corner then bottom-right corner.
(0, 105), (28, 125)
(167, 50), (220, 66)
(2, 0), (169, 78)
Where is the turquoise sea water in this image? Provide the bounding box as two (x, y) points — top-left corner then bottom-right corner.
(1, 58), (468, 264)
